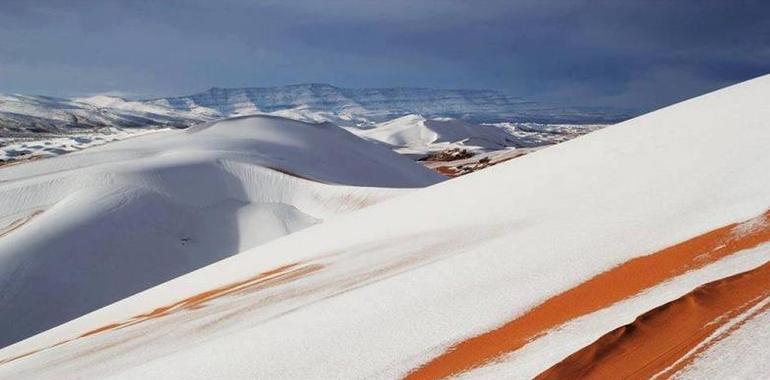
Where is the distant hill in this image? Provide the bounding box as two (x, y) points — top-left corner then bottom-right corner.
(0, 84), (633, 138)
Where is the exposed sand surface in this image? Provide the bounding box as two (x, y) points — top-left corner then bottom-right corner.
(536, 262), (770, 379)
(0, 115), (441, 348)
(405, 211), (770, 379)
(0, 262), (322, 367)
(1, 75), (769, 379)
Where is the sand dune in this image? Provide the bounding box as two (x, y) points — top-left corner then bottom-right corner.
(405, 210), (770, 379)
(0, 75), (769, 379)
(0, 209), (43, 238)
(0, 115), (442, 348)
(536, 262), (770, 379)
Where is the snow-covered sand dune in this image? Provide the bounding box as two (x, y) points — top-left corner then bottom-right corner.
(1, 75), (769, 379)
(348, 115), (604, 177)
(0, 115), (443, 348)
(349, 114), (519, 155)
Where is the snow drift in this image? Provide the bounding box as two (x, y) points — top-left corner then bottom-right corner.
(1, 75), (770, 379)
(0, 115), (443, 348)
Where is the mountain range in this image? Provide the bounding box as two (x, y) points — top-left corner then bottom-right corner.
(0, 84), (633, 139)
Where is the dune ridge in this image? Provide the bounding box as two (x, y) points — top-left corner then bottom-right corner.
(1, 75), (769, 379)
(405, 210), (770, 379)
(535, 261), (770, 379)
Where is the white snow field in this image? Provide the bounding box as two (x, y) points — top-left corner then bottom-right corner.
(1, 74), (769, 379)
(348, 114), (518, 155)
(0, 115), (443, 348)
(349, 114), (604, 158)
(674, 303), (770, 379)
(0, 127), (167, 162)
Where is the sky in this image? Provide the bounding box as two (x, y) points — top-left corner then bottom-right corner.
(1, 0), (769, 111)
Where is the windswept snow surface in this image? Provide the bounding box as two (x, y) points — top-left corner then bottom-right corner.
(673, 305), (770, 379)
(452, 242), (770, 379)
(0, 115), (443, 348)
(1, 75), (769, 379)
(349, 114), (519, 155)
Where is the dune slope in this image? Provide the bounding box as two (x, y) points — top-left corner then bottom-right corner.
(0, 75), (769, 379)
(0, 115), (443, 348)
(352, 114), (519, 155)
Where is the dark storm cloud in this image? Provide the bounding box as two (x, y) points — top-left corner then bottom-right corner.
(0, 0), (768, 111)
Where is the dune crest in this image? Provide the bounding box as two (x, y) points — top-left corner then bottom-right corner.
(536, 262), (770, 379)
(404, 210), (770, 379)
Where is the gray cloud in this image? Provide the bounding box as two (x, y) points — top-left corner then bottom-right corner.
(0, 0), (768, 112)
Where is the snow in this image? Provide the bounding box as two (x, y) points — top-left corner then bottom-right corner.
(672, 302), (770, 379)
(344, 114), (605, 168)
(349, 114), (519, 155)
(1, 83), (621, 143)
(453, 242), (770, 379)
(491, 121), (607, 146)
(0, 115), (442, 348)
(151, 84), (630, 125)
(0, 94), (203, 138)
(0, 127), (165, 162)
(1, 74), (769, 379)
(2, 86), (612, 167)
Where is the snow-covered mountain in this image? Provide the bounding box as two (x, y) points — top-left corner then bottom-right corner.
(0, 94), (202, 138)
(0, 84), (630, 138)
(0, 115), (443, 348)
(1, 85), (622, 166)
(149, 83), (631, 125)
(0, 74), (767, 380)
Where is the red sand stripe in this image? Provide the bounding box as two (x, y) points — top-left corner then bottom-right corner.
(405, 210), (770, 379)
(536, 262), (770, 379)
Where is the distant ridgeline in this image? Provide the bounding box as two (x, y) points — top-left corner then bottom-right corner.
(150, 84), (634, 124)
(0, 84), (634, 137)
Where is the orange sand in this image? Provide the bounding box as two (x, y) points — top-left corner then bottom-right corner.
(536, 262), (770, 379)
(424, 148), (534, 178)
(405, 210), (770, 379)
(0, 262), (322, 365)
(78, 262), (323, 337)
(433, 166), (458, 177)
